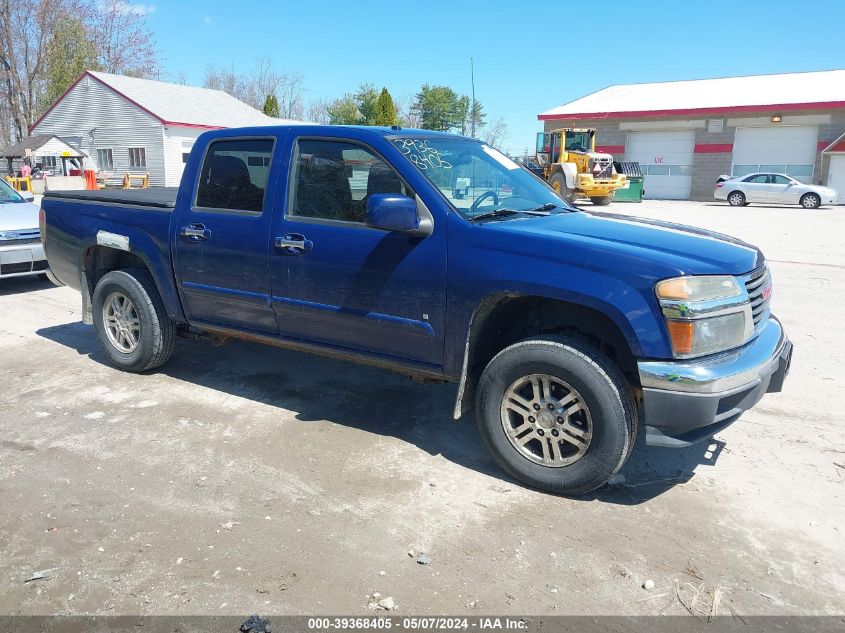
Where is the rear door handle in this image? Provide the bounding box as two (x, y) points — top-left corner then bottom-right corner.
(180, 223), (210, 241)
(274, 233), (313, 255)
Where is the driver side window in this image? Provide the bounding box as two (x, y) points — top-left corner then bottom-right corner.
(289, 139), (408, 224)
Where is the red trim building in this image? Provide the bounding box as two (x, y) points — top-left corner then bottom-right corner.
(538, 70), (845, 201)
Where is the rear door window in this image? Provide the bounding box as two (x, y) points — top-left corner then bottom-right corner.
(196, 139), (274, 213)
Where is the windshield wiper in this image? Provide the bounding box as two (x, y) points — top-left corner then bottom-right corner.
(468, 203), (560, 223)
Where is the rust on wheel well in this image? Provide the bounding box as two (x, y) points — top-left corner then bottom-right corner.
(454, 294), (638, 419)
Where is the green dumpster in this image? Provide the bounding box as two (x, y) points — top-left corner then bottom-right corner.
(612, 161), (644, 203)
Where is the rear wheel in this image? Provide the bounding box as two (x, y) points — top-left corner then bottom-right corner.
(589, 195), (613, 206)
(800, 192), (821, 209)
(727, 191), (746, 207)
(476, 335), (635, 495)
(549, 173), (576, 204)
(92, 269), (175, 372)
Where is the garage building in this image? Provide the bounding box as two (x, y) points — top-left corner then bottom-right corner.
(538, 69), (845, 201)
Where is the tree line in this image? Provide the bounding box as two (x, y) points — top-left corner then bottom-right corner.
(0, 2), (509, 150)
(205, 61), (509, 150)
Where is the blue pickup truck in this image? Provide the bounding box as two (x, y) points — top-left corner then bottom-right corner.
(41, 125), (793, 494)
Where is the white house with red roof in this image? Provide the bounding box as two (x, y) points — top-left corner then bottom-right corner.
(538, 70), (845, 200)
(30, 71), (301, 187)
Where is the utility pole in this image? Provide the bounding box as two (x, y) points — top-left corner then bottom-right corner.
(470, 57), (476, 138)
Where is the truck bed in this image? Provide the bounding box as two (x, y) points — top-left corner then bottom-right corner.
(44, 187), (179, 209)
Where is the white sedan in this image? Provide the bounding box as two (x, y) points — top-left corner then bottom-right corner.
(0, 179), (48, 279)
(715, 173), (838, 208)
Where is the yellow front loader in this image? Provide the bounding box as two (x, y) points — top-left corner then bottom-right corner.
(535, 128), (626, 205)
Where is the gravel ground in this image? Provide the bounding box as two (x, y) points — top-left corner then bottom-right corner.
(0, 199), (843, 616)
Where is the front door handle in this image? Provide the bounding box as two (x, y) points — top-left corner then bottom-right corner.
(180, 223), (210, 241)
(274, 233), (313, 255)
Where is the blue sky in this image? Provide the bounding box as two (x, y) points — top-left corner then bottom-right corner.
(143, 0), (845, 154)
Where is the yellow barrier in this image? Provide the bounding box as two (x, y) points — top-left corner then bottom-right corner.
(122, 173), (149, 189)
(4, 176), (33, 192)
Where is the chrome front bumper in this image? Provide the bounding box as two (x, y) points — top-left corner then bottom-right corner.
(637, 317), (792, 447)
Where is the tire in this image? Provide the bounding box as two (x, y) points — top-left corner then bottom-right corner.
(589, 195), (613, 206)
(549, 173), (576, 204)
(800, 193), (821, 209)
(92, 269), (175, 372)
(476, 335), (636, 495)
(727, 191), (745, 207)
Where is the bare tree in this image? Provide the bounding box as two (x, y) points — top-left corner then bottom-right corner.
(482, 117), (508, 150)
(90, 0), (159, 77)
(203, 63), (247, 102)
(395, 93), (420, 128)
(305, 98), (331, 125)
(203, 59), (305, 119)
(0, 0), (62, 141)
(276, 71), (304, 120)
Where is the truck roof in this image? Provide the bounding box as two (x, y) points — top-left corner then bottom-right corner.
(201, 125), (474, 141)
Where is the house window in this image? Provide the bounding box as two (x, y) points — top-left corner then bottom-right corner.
(128, 147), (146, 168)
(182, 152), (190, 164)
(97, 149), (114, 170)
(39, 156), (57, 168)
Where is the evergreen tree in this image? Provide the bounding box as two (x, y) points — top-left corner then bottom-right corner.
(373, 87), (398, 126)
(413, 84), (463, 132)
(263, 94), (280, 117)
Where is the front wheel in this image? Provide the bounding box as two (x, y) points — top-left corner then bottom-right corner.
(800, 193), (821, 209)
(589, 195), (613, 206)
(92, 269), (175, 372)
(549, 173), (576, 204)
(475, 336), (635, 495)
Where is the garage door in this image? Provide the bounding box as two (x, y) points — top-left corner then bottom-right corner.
(732, 126), (818, 182)
(626, 130), (695, 199)
(828, 155), (845, 205)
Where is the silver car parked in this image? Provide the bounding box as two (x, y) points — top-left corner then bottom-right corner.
(715, 173), (838, 209)
(0, 179), (48, 279)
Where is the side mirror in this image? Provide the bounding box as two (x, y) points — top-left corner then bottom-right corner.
(365, 194), (432, 237)
(21, 190), (35, 202)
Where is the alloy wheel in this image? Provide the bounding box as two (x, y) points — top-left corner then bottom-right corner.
(500, 373), (593, 467)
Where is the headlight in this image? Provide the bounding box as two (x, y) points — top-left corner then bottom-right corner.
(656, 275), (753, 358)
(656, 275), (742, 302)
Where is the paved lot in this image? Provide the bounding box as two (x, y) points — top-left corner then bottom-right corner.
(1, 200), (843, 616)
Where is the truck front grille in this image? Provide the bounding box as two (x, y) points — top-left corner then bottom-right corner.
(744, 265), (772, 328)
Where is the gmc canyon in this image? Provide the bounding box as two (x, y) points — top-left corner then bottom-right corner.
(41, 125), (793, 494)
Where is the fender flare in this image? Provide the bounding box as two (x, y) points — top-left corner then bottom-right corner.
(452, 290), (644, 420)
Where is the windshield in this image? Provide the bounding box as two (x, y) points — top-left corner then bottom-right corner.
(0, 178), (25, 204)
(565, 131), (591, 153)
(391, 137), (570, 220)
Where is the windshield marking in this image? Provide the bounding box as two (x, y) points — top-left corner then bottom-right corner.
(393, 139), (452, 171)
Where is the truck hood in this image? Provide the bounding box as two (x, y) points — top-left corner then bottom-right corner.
(0, 201), (41, 232)
(495, 210), (763, 276)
